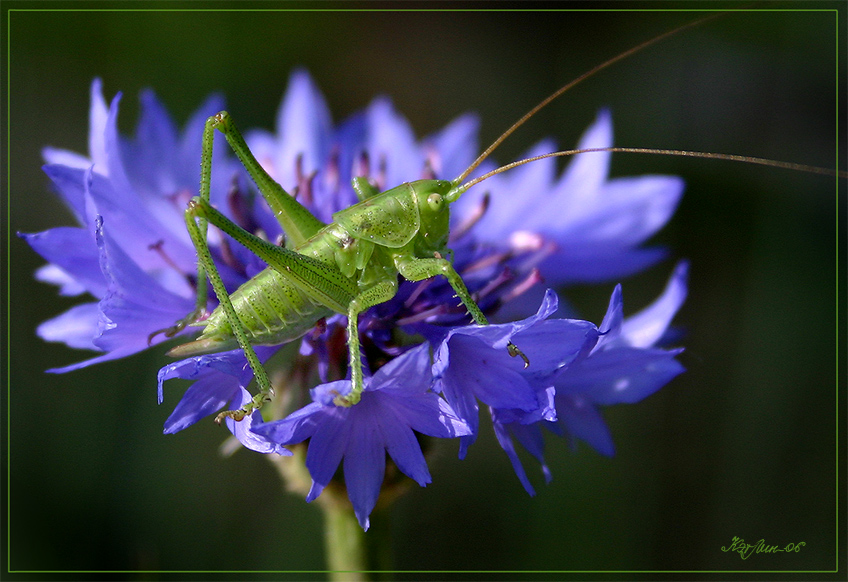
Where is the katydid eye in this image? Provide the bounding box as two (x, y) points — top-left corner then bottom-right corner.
(427, 193), (444, 210)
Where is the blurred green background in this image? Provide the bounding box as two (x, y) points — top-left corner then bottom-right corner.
(7, 4), (845, 578)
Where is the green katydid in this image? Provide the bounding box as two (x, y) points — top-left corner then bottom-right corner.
(152, 16), (705, 424)
(159, 110), (528, 421)
(155, 16), (844, 426)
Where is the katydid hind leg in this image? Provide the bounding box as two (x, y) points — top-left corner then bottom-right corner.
(147, 110), (226, 342)
(152, 111), (331, 343)
(182, 196), (382, 415)
(181, 201), (277, 424)
(209, 111), (326, 248)
(188, 197), (357, 315)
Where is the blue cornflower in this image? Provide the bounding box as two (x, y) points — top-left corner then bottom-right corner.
(252, 344), (471, 530)
(154, 70), (494, 440)
(27, 69), (688, 504)
(491, 262), (688, 494)
(21, 79), (282, 447)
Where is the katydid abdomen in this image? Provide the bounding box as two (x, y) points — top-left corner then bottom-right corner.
(168, 264), (336, 357)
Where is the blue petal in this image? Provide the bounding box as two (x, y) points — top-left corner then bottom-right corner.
(92, 216), (195, 354)
(425, 113), (480, 180)
(468, 110), (611, 241)
(20, 226), (105, 297)
(444, 382), (479, 459)
(536, 172), (683, 285)
(45, 349), (137, 374)
(162, 372), (240, 433)
(304, 407), (350, 502)
(511, 419), (551, 469)
(556, 394), (615, 457)
(492, 418), (552, 496)
(442, 335), (538, 410)
(574, 175), (684, 246)
(34, 264), (88, 296)
(42, 146), (91, 172)
(41, 164), (90, 225)
(559, 347), (685, 405)
(432, 289), (559, 372)
(621, 260), (689, 348)
(509, 319), (600, 380)
(495, 385), (558, 425)
(158, 348), (255, 388)
(365, 97), (422, 189)
(389, 393), (472, 439)
(461, 107), (684, 287)
(469, 139), (559, 238)
(379, 409), (431, 486)
(492, 420), (537, 496)
(121, 88), (180, 196)
(36, 302), (100, 351)
(310, 379), (352, 406)
(594, 284), (624, 352)
(159, 347), (279, 431)
(273, 69), (333, 192)
(84, 168), (196, 274)
(102, 91), (134, 195)
(539, 246), (669, 285)
(366, 342), (432, 395)
(319, 110), (368, 216)
(549, 108), (613, 211)
(251, 402), (325, 444)
(343, 408), (385, 531)
(87, 78), (110, 174)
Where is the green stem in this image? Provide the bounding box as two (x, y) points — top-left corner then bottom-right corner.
(269, 447), (371, 581)
(321, 492), (369, 581)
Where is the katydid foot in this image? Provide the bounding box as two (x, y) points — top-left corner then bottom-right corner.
(214, 389), (274, 424)
(147, 307), (207, 345)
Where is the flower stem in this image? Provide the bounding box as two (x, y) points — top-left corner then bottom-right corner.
(320, 491), (369, 581)
(265, 369), (398, 580)
(269, 446), (373, 580)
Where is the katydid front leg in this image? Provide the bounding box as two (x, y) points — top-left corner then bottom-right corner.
(333, 278), (399, 407)
(351, 176), (381, 201)
(396, 255), (530, 367)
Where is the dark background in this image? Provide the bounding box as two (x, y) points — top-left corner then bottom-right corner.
(6, 2), (845, 578)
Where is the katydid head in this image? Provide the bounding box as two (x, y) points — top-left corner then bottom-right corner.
(411, 178), (453, 250)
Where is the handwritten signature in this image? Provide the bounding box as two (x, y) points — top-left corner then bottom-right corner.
(721, 536), (806, 560)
